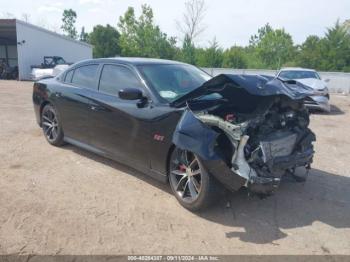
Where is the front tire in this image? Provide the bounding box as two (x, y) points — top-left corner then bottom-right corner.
(41, 104), (65, 146)
(169, 148), (219, 211)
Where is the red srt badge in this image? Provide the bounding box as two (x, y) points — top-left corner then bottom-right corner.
(153, 133), (165, 142)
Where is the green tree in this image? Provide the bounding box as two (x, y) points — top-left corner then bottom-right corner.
(195, 38), (223, 67)
(249, 23), (273, 47)
(79, 26), (89, 42)
(244, 23), (273, 69)
(222, 46), (248, 68)
(89, 25), (120, 58)
(255, 28), (296, 69)
(342, 19), (350, 34)
(321, 21), (350, 71)
(244, 46), (265, 69)
(118, 5), (177, 59)
(61, 9), (77, 39)
(296, 21), (350, 72)
(180, 34), (196, 64)
(296, 35), (323, 69)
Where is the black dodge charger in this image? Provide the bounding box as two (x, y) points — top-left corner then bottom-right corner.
(33, 58), (316, 211)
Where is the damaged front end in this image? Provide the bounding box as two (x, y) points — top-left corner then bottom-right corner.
(172, 74), (316, 195)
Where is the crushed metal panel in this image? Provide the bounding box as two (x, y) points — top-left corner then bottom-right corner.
(172, 74), (315, 195)
(172, 110), (220, 160)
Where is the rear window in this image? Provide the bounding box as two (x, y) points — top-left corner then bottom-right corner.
(71, 64), (99, 89)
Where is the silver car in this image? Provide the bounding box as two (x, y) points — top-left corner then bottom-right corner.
(277, 68), (330, 112)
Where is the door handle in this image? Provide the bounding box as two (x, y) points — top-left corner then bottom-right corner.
(55, 92), (62, 98)
(90, 105), (104, 111)
(90, 104), (108, 112)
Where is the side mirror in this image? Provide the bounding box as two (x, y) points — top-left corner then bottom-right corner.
(324, 78), (330, 83)
(119, 88), (143, 100)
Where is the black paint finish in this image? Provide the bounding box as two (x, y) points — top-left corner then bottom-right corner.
(33, 58), (188, 182)
(33, 58), (314, 189)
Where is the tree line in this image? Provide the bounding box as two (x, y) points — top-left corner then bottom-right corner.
(60, 1), (350, 72)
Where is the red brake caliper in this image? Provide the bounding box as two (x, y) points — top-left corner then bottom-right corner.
(179, 164), (187, 172)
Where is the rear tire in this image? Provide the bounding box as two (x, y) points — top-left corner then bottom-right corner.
(169, 147), (219, 211)
(41, 104), (65, 147)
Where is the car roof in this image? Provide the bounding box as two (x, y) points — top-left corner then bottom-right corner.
(279, 67), (317, 72)
(75, 57), (186, 66)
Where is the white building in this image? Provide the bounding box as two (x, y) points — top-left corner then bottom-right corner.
(0, 19), (92, 80)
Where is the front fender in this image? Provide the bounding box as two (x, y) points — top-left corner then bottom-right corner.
(172, 110), (246, 191)
(172, 110), (219, 160)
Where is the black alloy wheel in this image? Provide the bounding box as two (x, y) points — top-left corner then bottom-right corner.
(169, 148), (218, 211)
(41, 104), (64, 146)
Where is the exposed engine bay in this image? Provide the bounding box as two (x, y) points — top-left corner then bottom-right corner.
(172, 74), (316, 195)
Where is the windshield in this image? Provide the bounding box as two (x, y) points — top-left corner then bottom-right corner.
(55, 58), (66, 65)
(137, 64), (211, 102)
(278, 70), (320, 80)
(56, 58), (66, 65)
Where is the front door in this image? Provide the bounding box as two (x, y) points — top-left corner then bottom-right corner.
(88, 64), (151, 169)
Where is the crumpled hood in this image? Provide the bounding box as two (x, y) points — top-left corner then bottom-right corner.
(295, 78), (327, 91)
(171, 74), (316, 107)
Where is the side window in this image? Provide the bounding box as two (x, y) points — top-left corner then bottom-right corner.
(71, 64), (99, 89)
(99, 65), (141, 95)
(64, 70), (74, 83)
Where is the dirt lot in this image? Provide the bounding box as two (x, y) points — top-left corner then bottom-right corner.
(0, 80), (350, 255)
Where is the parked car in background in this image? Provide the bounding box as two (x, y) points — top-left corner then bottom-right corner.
(276, 68), (330, 112)
(33, 58), (316, 211)
(31, 56), (71, 81)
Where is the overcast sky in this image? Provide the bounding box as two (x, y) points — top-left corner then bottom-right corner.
(2, 0), (349, 48)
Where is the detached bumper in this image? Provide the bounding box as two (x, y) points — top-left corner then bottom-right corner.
(304, 95), (330, 112)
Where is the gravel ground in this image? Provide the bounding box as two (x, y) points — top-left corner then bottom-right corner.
(0, 80), (350, 255)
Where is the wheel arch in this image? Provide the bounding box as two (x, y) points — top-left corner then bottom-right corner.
(39, 101), (51, 126)
(166, 144), (176, 179)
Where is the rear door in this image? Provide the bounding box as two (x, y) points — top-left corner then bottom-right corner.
(88, 64), (151, 168)
(54, 64), (100, 144)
